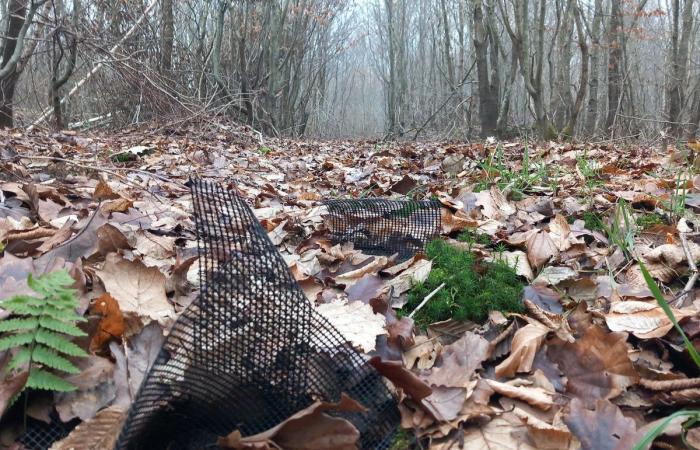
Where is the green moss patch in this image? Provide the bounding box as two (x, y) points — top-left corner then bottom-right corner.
(402, 239), (525, 328)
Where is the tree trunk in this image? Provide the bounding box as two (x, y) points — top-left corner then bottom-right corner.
(667, 0), (694, 137)
(0, 0), (29, 127)
(472, 0), (498, 136)
(584, 0), (603, 135)
(160, 0), (174, 74)
(606, 0), (623, 131)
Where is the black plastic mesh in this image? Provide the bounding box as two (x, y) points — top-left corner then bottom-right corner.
(115, 179), (400, 449)
(323, 198), (442, 260)
(18, 415), (76, 450)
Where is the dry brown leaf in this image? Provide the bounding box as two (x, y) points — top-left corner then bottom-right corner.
(368, 356), (432, 401)
(0, 371), (28, 417)
(432, 415), (538, 450)
(563, 398), (637, 450)
(549, 214), (581, 251)
(485, 379), (555, 410)
(547, 325), (639, 405)
(403, 335), (441, 370)
(93, 179), (121, 201)
(89, 293), (126, 352)
(315, 299), (386, 352)
(474, 186), (516, 220)
(96, 253), (174, 327)
(420, 386), (469, 422)
(49, 406), (127, 450)
(424, 331), (489, 388)
(441, 208), (478, 234)
(217, 393), (365, 450)
(526, 230), (559, 270)
(604, 300), (695, 338)
(495, 323), (550, 378)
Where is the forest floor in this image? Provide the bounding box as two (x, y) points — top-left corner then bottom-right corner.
(1, 120), (700, 449)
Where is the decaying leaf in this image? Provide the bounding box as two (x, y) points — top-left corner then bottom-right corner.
(485, 379), (555, 411)
(496, 322), (550, 378)
(0, 371), (28, 418)
(563, 398), (637, 450)
(49, 406), (127, 450)
(547, 325), (638, 404)
(526, 231), (559, 271)
(424, 331), (489, 388)
(218, 393), (365, 450)
(604, 300), (695, 339)
(368, 356), (432, 401)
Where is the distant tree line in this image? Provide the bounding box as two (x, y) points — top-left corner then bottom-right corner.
(0, 0), (698, 141)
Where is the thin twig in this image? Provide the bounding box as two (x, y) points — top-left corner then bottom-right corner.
(640, 377), (700, 391)
(408, 282), (446, 319)
(671, 232), (698, 308)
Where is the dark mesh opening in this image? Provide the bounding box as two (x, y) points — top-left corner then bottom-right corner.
(323, 199), (441, 260)
(115, 180), (400, 449)
(18, 413), (77, 450)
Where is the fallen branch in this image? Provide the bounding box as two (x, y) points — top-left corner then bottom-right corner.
(640, 377), (700, 391)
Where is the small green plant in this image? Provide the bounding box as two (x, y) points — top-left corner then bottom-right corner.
(476, 143), (546, 200)
(582, 211), (605, 231)
(457, 229), (491, 247)
(257, 145), (273, 155)
(402, 239), (524, 327)
(633, 261), (700, 449)
(389, 427), (414, 450)
(605, 199), (637, 259)
(0, 270), (88, 395)
(663, 171), (689, 224)
(110, 152), (133, 163)
(636, 212), (666, 229)
(576, 151), (603, 202)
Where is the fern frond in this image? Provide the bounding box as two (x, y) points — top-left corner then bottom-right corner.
(39, 305), (85, 323)
(7, 346), (31, 371)
(35, 329), (88, 357)
(27, 368), (76, 392)
(39, 317), (86, 337)
(0, 332), (36, 351)
(1, 295), (44, 313)
(32, 346), (80, 374)
(1, 269), (87, 395)
(0, 318), (39, 332)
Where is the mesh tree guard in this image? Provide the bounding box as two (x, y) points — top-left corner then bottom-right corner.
(115, 180), (400, 449)
(323, 199), (442, 260)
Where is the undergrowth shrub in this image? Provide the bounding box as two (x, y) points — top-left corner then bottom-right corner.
(0, 270), (88, 395)
(403, 239), (524, 327)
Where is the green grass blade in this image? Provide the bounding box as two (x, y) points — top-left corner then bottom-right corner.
(632, 410), (700, 450)
(638, 259), (700, 369)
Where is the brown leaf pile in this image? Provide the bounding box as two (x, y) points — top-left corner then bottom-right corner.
(1, 122), (700, 448)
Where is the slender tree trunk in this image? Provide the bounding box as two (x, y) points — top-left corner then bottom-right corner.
(0, 0), (33, 127)
(565, 1), (589, 136)
(584, 0), (603, 135)
(160, 0), (174, 74)
(667, 0), (694, 137)
(606, 0), (623, 131)
(50, 0), (79, 129)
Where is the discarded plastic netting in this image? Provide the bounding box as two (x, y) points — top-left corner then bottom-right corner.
(18, 414), (77, 450)
(323, 198), (442, 260)
(115, 180), (400, 449)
